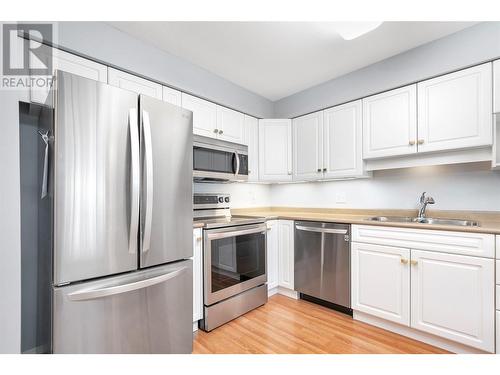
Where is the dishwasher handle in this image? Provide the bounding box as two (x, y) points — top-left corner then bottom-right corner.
(295, 225), (347, 235)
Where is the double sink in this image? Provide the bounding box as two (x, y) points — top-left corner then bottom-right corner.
(366, 216), (479, 227)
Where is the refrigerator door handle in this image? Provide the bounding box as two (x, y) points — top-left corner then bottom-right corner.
(67, 266), (188, 301)
(142, 110), (154, 253)
(38, 129), (51, 199)
(129, 108), (140, 254)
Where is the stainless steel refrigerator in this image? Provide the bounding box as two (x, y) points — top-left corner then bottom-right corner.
(50, 71), (193, 353)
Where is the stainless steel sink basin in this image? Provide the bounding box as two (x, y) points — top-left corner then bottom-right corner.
(366, 216), (479, 227)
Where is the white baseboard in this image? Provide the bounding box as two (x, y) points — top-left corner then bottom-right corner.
(268, 286), (279, 297)
(353, 311), (490, 354)
(193, 321), (199, 332)
(277, 286), (299, 300)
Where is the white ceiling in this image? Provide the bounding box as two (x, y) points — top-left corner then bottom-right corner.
(108, 22), (476, 101)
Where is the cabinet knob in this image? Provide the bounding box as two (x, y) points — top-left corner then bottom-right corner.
(400, 258), (409, 265)
(317, 168), (321, 172)
(288, 171), (292, 175)
(219, 130), (224, 135)
(408, 140), (416, 146)
(323, 168), (327, 172)
(410, 260), (418, 266)
(213, 128), (219, 133)
(417, 139), (424, 145)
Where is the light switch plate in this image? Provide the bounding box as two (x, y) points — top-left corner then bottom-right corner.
(335, 192), (347, 204)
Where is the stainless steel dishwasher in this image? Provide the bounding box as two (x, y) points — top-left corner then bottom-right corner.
(294, 221), (351, 314)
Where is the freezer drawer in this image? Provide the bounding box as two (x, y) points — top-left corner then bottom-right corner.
(53, 260), (193, 354)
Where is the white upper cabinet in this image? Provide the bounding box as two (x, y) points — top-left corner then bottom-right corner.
(494, 60), (500, 114)
(108, 67), (162, 99)
(30, 45), (108, 104)
(258, 119), (293, 182)
(216, 106), (245, 144)
(243, 115), (259, 182)
(351, 242), (410, 326)
(362, 84), (417, 159)
(162, 86), (182, 107)
(417, 63), (493, 153)
(323, 100), (364, 178)
(181, 93), (217, 138)
(410, 249), (495, 352)
(293, 111), (323, 180)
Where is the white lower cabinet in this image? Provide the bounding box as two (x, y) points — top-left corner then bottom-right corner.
(497, 311), (500, 354)
(266, 220), (279, 291)
(351, 242), (410, 326)
(278, 220), (294, 290)
(352, 225), (496, 353)
(192, 228), (203, 329)
(410, 249), (495, 352)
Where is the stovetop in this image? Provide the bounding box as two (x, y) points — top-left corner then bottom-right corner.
(193, 215), (266, 229)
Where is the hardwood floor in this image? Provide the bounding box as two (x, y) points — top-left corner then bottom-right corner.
(193, 294), (449, 354)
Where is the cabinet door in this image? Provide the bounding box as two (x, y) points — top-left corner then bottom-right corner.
(417, 63), (492, 153)
(323, 100), (363, 178)
(216, 106), (245, 144)
(266, 220), (279, 290)
(362, 85), (417, 159)
(244, 115), (259, 182)
(410, 249), (495, 352)
(293, 111), (323, 181)
(181, 93), (217, 138)
(108, 67), (162, 99)
(351, 242), (410, 326)
(162, 86), (182, 107)
(30, 45), (108, 104)
(258, 119), (293, 182)
(278, 220), (294, 290)
(494, 60), (500, 114)
(192, 228), (203, 323)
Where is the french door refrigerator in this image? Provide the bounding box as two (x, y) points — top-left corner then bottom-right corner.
(50, 71), (193, 353)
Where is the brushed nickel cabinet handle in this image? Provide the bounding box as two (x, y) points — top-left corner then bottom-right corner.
(323, 168), (327, 172)
(409, 140), (415, 146)
(219, 130), (224, 135)
(317, 168), (321, 172)
(213, 128), (219, 133)
(418, 139), (424, 145)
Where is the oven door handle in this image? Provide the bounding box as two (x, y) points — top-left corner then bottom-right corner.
(207, 225), (267, 240)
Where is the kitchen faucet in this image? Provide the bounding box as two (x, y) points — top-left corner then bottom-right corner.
(417, 192), (435, 220)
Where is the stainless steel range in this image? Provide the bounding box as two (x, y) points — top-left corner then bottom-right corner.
(194, 193), (268, 331)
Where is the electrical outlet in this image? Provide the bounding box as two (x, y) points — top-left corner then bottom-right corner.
(335, 192), (347, 204)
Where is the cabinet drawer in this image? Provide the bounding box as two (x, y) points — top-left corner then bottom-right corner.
(352, 225), (495, 258)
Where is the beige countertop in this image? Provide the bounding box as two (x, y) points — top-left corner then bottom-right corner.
(231, 207), (500, 235)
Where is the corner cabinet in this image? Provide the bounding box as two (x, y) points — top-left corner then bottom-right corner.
(244, 115), (260, 182)
(108, 67), (162, 99)
(278, 220), (294, 290)
(258, 119), (293, 182)
(417, 63), (492, 153)
(266, 220), (279, 292)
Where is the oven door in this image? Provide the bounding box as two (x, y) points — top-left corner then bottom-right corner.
(204, 223), (267, 305)
(193, 144), (248, 182)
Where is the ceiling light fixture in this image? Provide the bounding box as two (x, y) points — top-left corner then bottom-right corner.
(334, 22), (383, 40)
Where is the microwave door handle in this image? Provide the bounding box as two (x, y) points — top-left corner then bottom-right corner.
(128, 108), (140, 254)
(234, 150), (240, 176)
(142, 110), (154, 253)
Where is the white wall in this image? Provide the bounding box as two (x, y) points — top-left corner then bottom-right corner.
(194, 183), (271, 208)
(269, 163), (500, 211)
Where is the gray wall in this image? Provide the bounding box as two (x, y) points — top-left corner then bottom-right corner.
(54, 22), (274, 118)
(274, 22), (500, 118)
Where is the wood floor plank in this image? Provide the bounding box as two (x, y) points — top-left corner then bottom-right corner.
(193, 294), (450, 354)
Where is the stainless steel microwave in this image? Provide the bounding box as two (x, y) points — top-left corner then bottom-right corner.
(193, 135), (248, 183)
